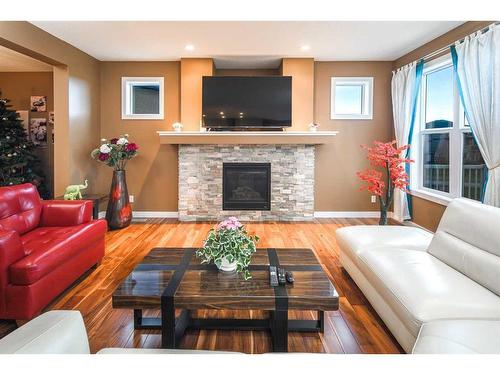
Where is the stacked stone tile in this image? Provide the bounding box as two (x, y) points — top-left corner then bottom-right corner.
(178, 144), (315, 221)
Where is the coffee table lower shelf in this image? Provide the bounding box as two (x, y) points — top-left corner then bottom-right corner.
(133, 309), (325, 352)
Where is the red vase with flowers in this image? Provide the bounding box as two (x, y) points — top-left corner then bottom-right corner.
(91, 134), (139, 229)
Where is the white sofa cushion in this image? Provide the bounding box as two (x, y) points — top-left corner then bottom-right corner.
(427, 198), (500, 296)
(0, 310), (90, 354)
(356, 247), (500, 337)
(413, 319), (500, 354)
(335, 225), (432, 263)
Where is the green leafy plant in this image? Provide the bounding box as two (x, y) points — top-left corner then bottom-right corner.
(196, 217), (259, 280)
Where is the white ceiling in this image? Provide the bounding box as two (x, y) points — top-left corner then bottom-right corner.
(31, 21), (463, 67)
(0, 45), (53, 72)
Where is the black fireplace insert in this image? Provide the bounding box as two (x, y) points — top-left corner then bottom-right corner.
(222, 163), (271, 210)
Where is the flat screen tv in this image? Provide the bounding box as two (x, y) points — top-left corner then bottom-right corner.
(202, 76), (292, 129)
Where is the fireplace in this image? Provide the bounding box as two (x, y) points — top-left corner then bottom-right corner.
(223, 163), (271, 210)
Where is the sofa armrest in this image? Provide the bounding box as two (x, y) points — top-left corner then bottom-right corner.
(0, 230), (25, 306)
(0, 310), (90, 354)
(40, 200), (93, 227)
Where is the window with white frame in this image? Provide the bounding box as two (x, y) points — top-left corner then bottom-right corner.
(410, 55), (487, 204)
(330, 77), (373, 120)
(122, 77), (164, 120)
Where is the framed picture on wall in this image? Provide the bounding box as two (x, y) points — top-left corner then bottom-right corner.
(30, 118), (48, 147)
(30, 96), (47, 112)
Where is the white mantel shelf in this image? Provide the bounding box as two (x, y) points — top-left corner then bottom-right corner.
(157, 131), (338, 145)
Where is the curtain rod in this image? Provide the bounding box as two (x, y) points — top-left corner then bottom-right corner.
(397, 21), (499, 71)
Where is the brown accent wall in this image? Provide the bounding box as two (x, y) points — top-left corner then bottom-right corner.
(99, 62), (180, 211)
(180, 58), (213, 130)
(314, 61), (394, 211)
(0, 71), (54, 197)
(411, 195), (447, 232)
(0, 21), (101, 196)
(281, 58), (314, 131)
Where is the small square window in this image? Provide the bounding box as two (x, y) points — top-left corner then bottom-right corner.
(331, 77), (373, 120)
(122, 77), (164, 120)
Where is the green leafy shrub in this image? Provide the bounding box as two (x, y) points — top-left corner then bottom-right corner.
(196, 217), (259, 280)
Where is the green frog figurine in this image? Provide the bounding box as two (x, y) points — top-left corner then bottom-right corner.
(63, 180), (88, 200)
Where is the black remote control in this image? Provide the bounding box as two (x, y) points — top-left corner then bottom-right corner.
(285, 271), (294, 283)
(277, 267), (286, 286)
(269, 266), (279, 287)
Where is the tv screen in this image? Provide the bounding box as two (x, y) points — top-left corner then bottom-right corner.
(202, 76), (292, 129)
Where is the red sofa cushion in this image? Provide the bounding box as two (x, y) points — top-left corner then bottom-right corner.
(0, 184), (42, 235)
(9, 219), (107, 285)
(40, 200), (93, 227)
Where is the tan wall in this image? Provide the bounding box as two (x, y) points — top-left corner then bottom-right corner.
(0, 21), (101, 196)
(98, 59), (392, 213)
(314, 61), (394, 211)
(180, 58), (213, 130)
(0, 72), (53, 111)
(99, 62), (180, 211)
(281, 58), (314, 131)
(0, 71), (54, 197)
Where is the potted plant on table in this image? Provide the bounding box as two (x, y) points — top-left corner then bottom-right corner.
(357, 140), (413, 225)
(91, 134), (138, 230)
(196, 217), (259, 280)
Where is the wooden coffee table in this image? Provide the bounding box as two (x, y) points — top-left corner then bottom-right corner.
(112, 248), (339, 352)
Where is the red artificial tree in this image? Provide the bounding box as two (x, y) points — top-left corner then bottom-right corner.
(357, 141), (413, 225)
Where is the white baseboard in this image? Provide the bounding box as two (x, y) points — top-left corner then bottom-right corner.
(99, 211), (392, 220)
(314, 211), (394, 219)
(97, 211), (179, 219)
(133, 211), (179, 219)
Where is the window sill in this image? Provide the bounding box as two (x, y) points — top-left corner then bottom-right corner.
(409, 188), (452, 207)
(122, 114), (164, 120)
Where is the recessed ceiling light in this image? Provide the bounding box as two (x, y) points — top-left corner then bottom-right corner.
(300, 45), (310, 51)
(220, 111), (224, 115)
(185, 44), (195, 51)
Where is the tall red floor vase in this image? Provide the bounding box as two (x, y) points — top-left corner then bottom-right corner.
(106, 170), (132, 229)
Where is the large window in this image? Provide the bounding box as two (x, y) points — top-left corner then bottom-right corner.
(122, 77), (164, 120)
(411, 55), (487, 204)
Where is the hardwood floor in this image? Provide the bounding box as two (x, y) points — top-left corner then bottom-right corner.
(0, 219), (403, 354)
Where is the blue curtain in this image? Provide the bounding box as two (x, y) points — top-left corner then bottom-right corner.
(404, 59), (424, 217)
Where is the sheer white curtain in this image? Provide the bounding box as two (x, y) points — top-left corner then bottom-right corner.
(391, 62), (422, 221)
(453, 24), (500, 207)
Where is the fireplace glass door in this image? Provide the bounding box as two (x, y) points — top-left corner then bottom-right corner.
(222, 163), (271, 210)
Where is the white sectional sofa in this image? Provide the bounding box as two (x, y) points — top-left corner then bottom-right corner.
(0, 310), (233, 354)
(336, 198), (500, 354)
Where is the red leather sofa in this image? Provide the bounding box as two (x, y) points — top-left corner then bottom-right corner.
(0, 184), (107, 320)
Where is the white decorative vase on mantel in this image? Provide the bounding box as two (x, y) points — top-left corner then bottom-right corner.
(218, 256), (238, 272)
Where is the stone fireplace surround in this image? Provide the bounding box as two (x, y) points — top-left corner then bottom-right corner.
(178, 144), (315, 221)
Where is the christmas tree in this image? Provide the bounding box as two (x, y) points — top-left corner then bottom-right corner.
(0, 95), (48, 198)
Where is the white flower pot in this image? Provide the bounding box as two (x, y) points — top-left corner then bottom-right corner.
(218, 256), (237, 272)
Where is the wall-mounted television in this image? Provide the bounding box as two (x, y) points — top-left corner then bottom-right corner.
(202, 76), (292, 129)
